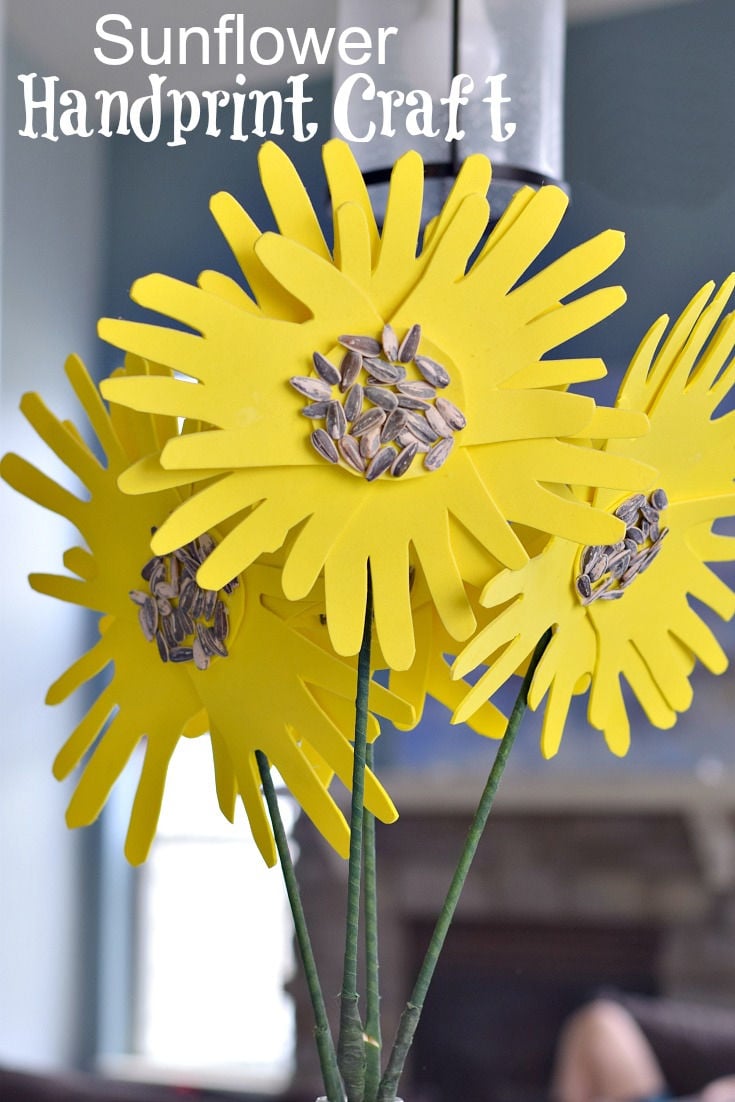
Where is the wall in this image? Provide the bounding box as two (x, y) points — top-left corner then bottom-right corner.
(0, 32), (108, 1068)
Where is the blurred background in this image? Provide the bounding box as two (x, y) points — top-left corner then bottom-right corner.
(1, 1), (734, 1100)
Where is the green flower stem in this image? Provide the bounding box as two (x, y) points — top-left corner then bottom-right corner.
(337, 571), (374, 1102)
(363, 740), (382, 1102)
(256, 751), (345, 1102)
(377, 628), (553, 1102)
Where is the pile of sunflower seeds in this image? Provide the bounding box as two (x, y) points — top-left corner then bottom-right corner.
(129, 533), (237, 670)
(575, 488), (669, 606)
(290, 323), (467, 481)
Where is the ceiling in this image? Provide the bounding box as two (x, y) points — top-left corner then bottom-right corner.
(7, 0), (697, 98)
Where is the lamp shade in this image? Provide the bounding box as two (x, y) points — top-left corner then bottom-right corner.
(333, 0), (566, 219)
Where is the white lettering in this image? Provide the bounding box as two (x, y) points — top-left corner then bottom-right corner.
(286, 25), (335, 66)
(338, 27), (372, 66)
(405, 89), (439, 138)
(250, 27), (285, 66)
(286, 74), (318, 142)
(18, 73), (59, 140)
(129, 74), (165, 142)
(59, 89), (93, 137)
(167, 89), (201, 146)
(96, 88), (131, 136)
(202, 89), (230, 136)
(333, 72), (375, 142)
(94, 14), (134, 66)
(441, 74), (474, 141)
(377, 27), (398, 65)
(179, 26), (210, 66)
(483, 74), (515, 142)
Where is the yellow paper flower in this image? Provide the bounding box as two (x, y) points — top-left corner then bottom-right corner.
(99, 142), (654, 671)
(453, 279), (735, 756)
(0, 356), (411, 864)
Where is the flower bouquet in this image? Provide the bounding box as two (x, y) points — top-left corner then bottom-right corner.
(3, 142), (733, 1102)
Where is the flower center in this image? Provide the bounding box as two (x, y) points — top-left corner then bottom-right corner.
(129, 533), (238, 669)
(575, 488), (669, 605)
(290, 323), (467, 480)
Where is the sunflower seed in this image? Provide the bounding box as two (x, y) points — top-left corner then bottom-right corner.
(290, 376), (332, 402)
(174, 546), (199, 572)
(157, 596), (173, 617)
(344, 384), (363, 422)
(425, 405), (453, 438)
(138, 599), (158, 642)
(415, 355), (451, 388)
(363, 358), (406, 384)
(339, 434), (366, 472)
(611, 552), (632, 578)
(312, 351), (341, 386)
(582, 545), (603, 572)
(178, 578), (196, 613)
(397, 380), (436, 401)
(169, 608), (186, 644)
(209, 630), (228, 659)
(382, 324), (399, 360)
(365, 385), (399, 411)
(398, 428), (429, 453)
(396, 395), (430, 411)
(198, 623), (227, 658)
(223, 577), (239, 594)
(198, 534), (216, 558)
(196, 622), (217, 657)
(141, 556), (162, 581)
(380, 409), (408, 443)
(352, 408), (386, 437)
(587, 555), (608, 583)
(301, 400), (331, 419)
(186, 539), (205, 564)
(359, 426), (381, 459)
(365, 446), (396, 482)
(621, 556), (645, 584)
(406, 411), (439, 445)
(435, 396), (467, 431)
(192, 637), (209, 671)
(640, 501), (660, 524)
(599, 588), (625, 601)
(161, 615), (178, 646)
(169, 646), (194, 663)
(311, 428), (339, 463)
(424, 437), (454, 471)
(150, 560), (166, 593)
(391, 442), (418, 478)
(398, 324), (421, 362)
(157, 580), (179, 600)
(326, 400), (347, 439)
(576, 574), (593, 600)
(626, 526), (645, 545)
(177, 606), (194, 637)
(648, 519), (660, 542)
(201, 588), (218, 621)
(339, 334), (382, 356)
(190, 586), (205, 619)
(615, 494), (646, 522)
(651, 488), (669, 510)
(155, 631), (169, 662)
(129, 589), (148, 606)
(214, 600), (229, 642)
(638, 541), (663, 572)
(169, 556), (179, 594)
(339, 350), (362, 392)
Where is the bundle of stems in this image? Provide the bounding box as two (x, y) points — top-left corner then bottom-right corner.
(257, 576), (551, 1102)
